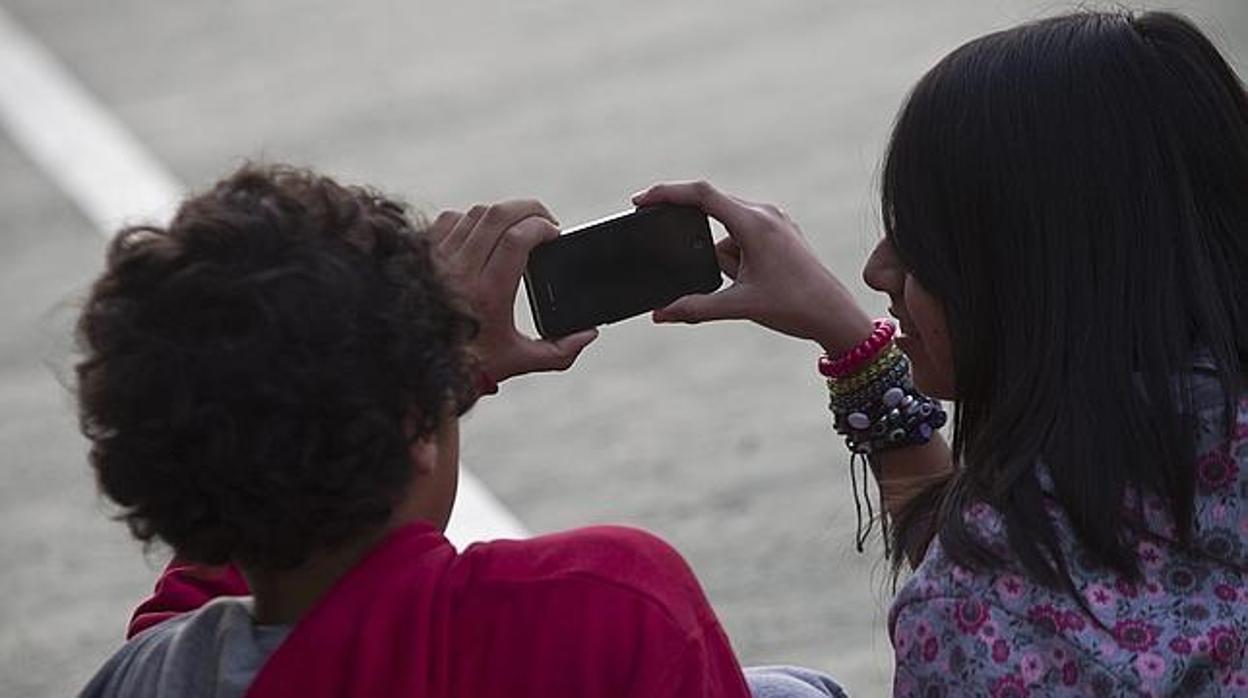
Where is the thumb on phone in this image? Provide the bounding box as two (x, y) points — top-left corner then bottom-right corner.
(521, 328), (600, 373)
(652, 285), (748, 325)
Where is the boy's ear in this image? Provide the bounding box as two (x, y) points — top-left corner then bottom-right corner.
(408, 436), (438, 476)
(403, 416), (440, 476)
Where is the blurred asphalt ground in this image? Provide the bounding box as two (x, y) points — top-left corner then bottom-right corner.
(2, 1), (1246, 695)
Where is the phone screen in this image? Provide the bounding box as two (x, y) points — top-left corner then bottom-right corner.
(523, 205), (722, 338)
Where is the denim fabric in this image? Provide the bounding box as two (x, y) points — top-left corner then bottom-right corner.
(745, 665), (848, 698)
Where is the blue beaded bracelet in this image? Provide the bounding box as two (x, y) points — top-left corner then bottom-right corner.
(827, 352), (945, 454)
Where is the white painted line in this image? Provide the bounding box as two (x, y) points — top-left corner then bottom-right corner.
(447, 469), (529, 544)
(0, 4), (528, 548)
(0, 8), (179, 232)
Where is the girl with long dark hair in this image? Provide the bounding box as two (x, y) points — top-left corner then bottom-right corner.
(638, 9), (1247, 695)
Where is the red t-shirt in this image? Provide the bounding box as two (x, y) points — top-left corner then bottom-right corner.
(127, 522), (750, 697)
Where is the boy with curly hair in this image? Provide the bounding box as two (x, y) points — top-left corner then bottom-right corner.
(77, 165), (752, 697)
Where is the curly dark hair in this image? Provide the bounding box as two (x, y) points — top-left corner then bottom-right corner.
(75, 164), (480, 570)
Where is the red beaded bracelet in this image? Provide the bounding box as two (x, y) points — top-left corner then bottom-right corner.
(817, 319), (896, 379)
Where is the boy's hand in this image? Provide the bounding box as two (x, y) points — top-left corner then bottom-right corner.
(429, 201), (597, 383)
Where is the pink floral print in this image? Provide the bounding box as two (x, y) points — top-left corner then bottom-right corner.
(889, 380), (1248, 696)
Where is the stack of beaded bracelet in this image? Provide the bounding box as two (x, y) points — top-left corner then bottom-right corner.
(819, 319), (947, 552)
(819, 320), (946, 455)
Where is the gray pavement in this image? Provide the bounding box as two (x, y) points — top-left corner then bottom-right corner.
(3, 1), (1247, 696)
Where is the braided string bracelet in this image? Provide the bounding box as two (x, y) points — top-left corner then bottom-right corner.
(818, 319), (947, 552)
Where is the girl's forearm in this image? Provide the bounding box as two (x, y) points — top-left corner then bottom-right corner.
(870, 432), (954, 566)
(871, 433), (954, 518)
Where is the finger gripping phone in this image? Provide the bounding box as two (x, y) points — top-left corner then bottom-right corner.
(523, 204), (723, 339)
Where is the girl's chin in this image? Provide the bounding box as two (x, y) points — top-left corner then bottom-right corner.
(897, 334), (945, 397)
(895, 333), (922, 356)
(898, 336), (955, 399)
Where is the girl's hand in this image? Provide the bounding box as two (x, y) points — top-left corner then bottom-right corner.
(633, 181), (873, 354)
(429, 201), (598, 383)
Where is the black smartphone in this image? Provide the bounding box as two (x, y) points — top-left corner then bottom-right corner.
(522, 204), (723, 339)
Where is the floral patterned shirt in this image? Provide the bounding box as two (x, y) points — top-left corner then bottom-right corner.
(890, 363), (1247, 697)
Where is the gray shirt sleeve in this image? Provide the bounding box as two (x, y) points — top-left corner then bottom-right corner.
(80, 597), (290, 698)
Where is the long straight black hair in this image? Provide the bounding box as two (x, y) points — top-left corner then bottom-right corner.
(882, 11), (1248, 588)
